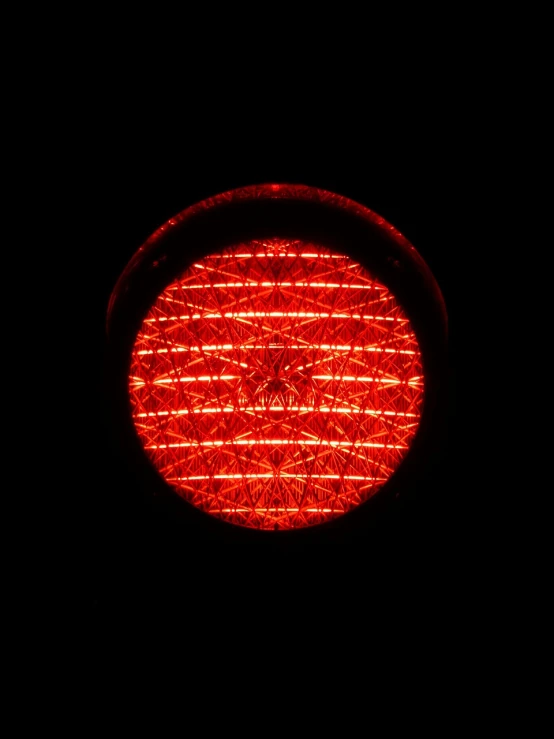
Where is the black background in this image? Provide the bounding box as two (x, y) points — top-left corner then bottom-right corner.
(62, 122), (458, 638)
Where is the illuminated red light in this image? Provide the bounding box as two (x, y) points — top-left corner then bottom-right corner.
(129, 240), (423, 529)
(107, 184), (447, 532)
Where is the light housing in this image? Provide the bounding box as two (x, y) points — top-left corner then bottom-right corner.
(106, 184), (447, 532)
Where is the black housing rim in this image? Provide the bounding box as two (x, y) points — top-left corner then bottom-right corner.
(105, 187), (448, 541)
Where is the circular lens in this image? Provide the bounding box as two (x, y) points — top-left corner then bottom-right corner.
(129, 238), (423, 529)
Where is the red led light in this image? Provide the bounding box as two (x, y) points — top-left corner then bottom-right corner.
(129, 239), (423, 530)
(107, 183), (447, 532)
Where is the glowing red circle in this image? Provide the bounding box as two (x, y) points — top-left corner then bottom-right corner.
(129, 238), (423, 530)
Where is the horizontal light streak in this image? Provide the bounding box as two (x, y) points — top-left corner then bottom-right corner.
(203, 253), (347, 259)
(313, 375), (422, 385)
(135, 407), (419, 417)
(130, 375), (236, 387)
(136, 344), (416, 355)
(144, 312), (407, 323)
(167, 282), (387, 291)
(146, 439), (408, 449)
(171, 474), (384, 481)
(131, 375), (421, 387)
(209, 508), (344, 513)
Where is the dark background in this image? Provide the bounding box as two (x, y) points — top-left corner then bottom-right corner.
(64, 126), (457, 634)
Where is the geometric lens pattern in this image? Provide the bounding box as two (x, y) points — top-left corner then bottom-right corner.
(129, 239), (424, 530)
